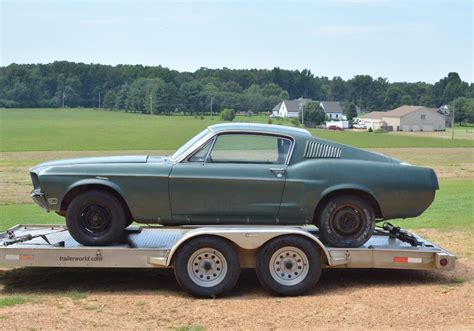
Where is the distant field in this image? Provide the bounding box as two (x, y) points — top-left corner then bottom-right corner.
(1, 108), (472, 151)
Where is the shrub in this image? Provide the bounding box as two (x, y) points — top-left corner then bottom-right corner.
(221, 108), (235, 121)
(290, 118), (300, 127)
(374, 128), (388, 133)
(267, 118), (273, 124)
(368, 127), (373, 132)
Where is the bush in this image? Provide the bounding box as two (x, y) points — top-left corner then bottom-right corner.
(267, 118), (273, 124)
(374, 128), (388, 133)
(290, 117), (300, 127)
(200, 116), (204, 120)
(368, 127), (373, 132)
(221, 108), (235, 121)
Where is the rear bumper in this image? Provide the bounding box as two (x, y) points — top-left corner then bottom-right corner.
(31, 190), (48, 210)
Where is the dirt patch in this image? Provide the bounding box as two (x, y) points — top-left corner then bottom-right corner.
(0, 229), (472, 330)
(370, 147), (474, 180)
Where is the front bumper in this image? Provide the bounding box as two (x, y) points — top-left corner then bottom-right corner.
(31, 189), (48, 210)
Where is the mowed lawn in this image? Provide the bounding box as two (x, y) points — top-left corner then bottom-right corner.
(1, 108), (472, 151)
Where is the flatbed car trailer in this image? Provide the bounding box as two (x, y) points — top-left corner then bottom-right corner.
(0, 224), (456, 297)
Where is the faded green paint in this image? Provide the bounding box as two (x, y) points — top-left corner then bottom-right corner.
(30, 123), (438, 225)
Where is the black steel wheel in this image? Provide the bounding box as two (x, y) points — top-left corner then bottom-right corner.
(256, 235), (321, 296)
(318, 195), (375, 248)
(173, 236), (240, 298)
(66, 190), (126, 246)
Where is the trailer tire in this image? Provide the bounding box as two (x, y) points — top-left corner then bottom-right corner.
(256, 235), (321, 296)
(318, 195), (375, 248)
(174, 236), (240, 298)
(66, 190), (126, 246)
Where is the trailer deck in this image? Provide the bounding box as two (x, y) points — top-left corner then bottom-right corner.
(0, 224), (456, 271)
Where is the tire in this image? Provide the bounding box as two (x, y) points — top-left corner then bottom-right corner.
(318, 195), (375, 248)
(66, 190), (126, 246)
(173, 236), (240, 298)
(256, 235), (321, 296)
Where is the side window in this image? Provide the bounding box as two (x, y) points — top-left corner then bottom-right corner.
(188, 139), (213, 162)
(209, 134), (291, 164)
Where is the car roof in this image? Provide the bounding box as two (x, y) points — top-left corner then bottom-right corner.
(208, 123), (312, 138)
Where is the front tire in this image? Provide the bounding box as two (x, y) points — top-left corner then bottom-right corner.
(256, 235), (322, 296)
(174, 237), (241, 298)
(66, 190), (126, 246)
(318, 195), (375, 248)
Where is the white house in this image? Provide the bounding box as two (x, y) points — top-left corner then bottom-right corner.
(271, 97), (312, 118)
(320, 101), (345, 120)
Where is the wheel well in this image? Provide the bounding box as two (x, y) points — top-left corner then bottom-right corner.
(60, 184), (133, 222)
(313, 189), (383, 225)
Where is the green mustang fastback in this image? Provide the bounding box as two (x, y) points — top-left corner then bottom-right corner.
(30, 123), (438, 247)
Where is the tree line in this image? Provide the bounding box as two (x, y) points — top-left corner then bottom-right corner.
(0, 61), (472, 121)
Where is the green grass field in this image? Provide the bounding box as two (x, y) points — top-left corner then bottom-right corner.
(1, 108), (472, 151)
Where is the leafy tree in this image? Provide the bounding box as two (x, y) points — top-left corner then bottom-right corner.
(300, 101), (326, 125)
(103, 90), (117, 110)
(220, 108), (235, 121)
(449, 97), (474, 124)
(344, 102), (358, 120)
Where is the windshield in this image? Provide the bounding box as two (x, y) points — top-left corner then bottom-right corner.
(171, 129), (211, 161)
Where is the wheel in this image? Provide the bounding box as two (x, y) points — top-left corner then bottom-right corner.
(256, 235), (321, 296)
(173, 236), (240, 298)
(318, 195), (375, 248)
(66, 190), (126, 246)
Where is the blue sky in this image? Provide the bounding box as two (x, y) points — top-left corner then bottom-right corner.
(1, 0), (472, 83)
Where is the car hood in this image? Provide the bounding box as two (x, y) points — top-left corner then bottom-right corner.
(30, 155), (150, 171)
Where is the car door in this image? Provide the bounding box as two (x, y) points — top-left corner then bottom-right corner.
(169, 133), (292, 224)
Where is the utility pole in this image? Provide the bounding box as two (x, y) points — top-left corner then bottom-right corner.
(62, 92), (65, 108)
(150, 94), (153, 115)
(451, 100), (455, 140)
(210, 96), (213, 116)
(98, 92), (101, 109)
(300, 101), (304, 126)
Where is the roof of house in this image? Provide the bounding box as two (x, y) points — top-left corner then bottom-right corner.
(360, 111), (386, 120)
(361, 105), (444, 119)
(273, 98), (312, 113)
(320, 101), (344, 114)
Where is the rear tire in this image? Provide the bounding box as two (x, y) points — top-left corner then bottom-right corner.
(66, 190), (126, 246)
(174, 237), (241, 298)
(256, 235), (321, 296)
(318, 195), (375, 248)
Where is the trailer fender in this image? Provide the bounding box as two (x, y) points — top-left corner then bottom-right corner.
(165, 226), (333, 267)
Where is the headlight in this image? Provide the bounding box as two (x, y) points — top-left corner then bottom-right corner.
(30, 172), (40, 190)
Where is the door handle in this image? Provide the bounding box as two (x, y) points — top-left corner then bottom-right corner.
(270, 168), (286, 178)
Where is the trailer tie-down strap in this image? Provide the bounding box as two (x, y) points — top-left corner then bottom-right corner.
(378, 222), (422, 247)
(4, 230), (66, 247)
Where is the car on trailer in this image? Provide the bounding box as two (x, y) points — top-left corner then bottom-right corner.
(29, 123), (439, 248)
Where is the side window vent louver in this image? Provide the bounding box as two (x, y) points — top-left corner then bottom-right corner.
(304, 140), (342, 159)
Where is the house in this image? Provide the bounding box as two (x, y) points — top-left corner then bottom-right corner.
(271, 97), (312, 118)
(320, 101), (345, 120)
(359, 105), (446, 131)
(360, 111), (386, 130)
(438, 105), (453, 128)
(271, 98), (346, 119)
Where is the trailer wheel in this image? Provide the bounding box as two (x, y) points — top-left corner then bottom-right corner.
(173, 236), (240, 298)
(66, 190), (126, 246)
(256, 235), (321, 296)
